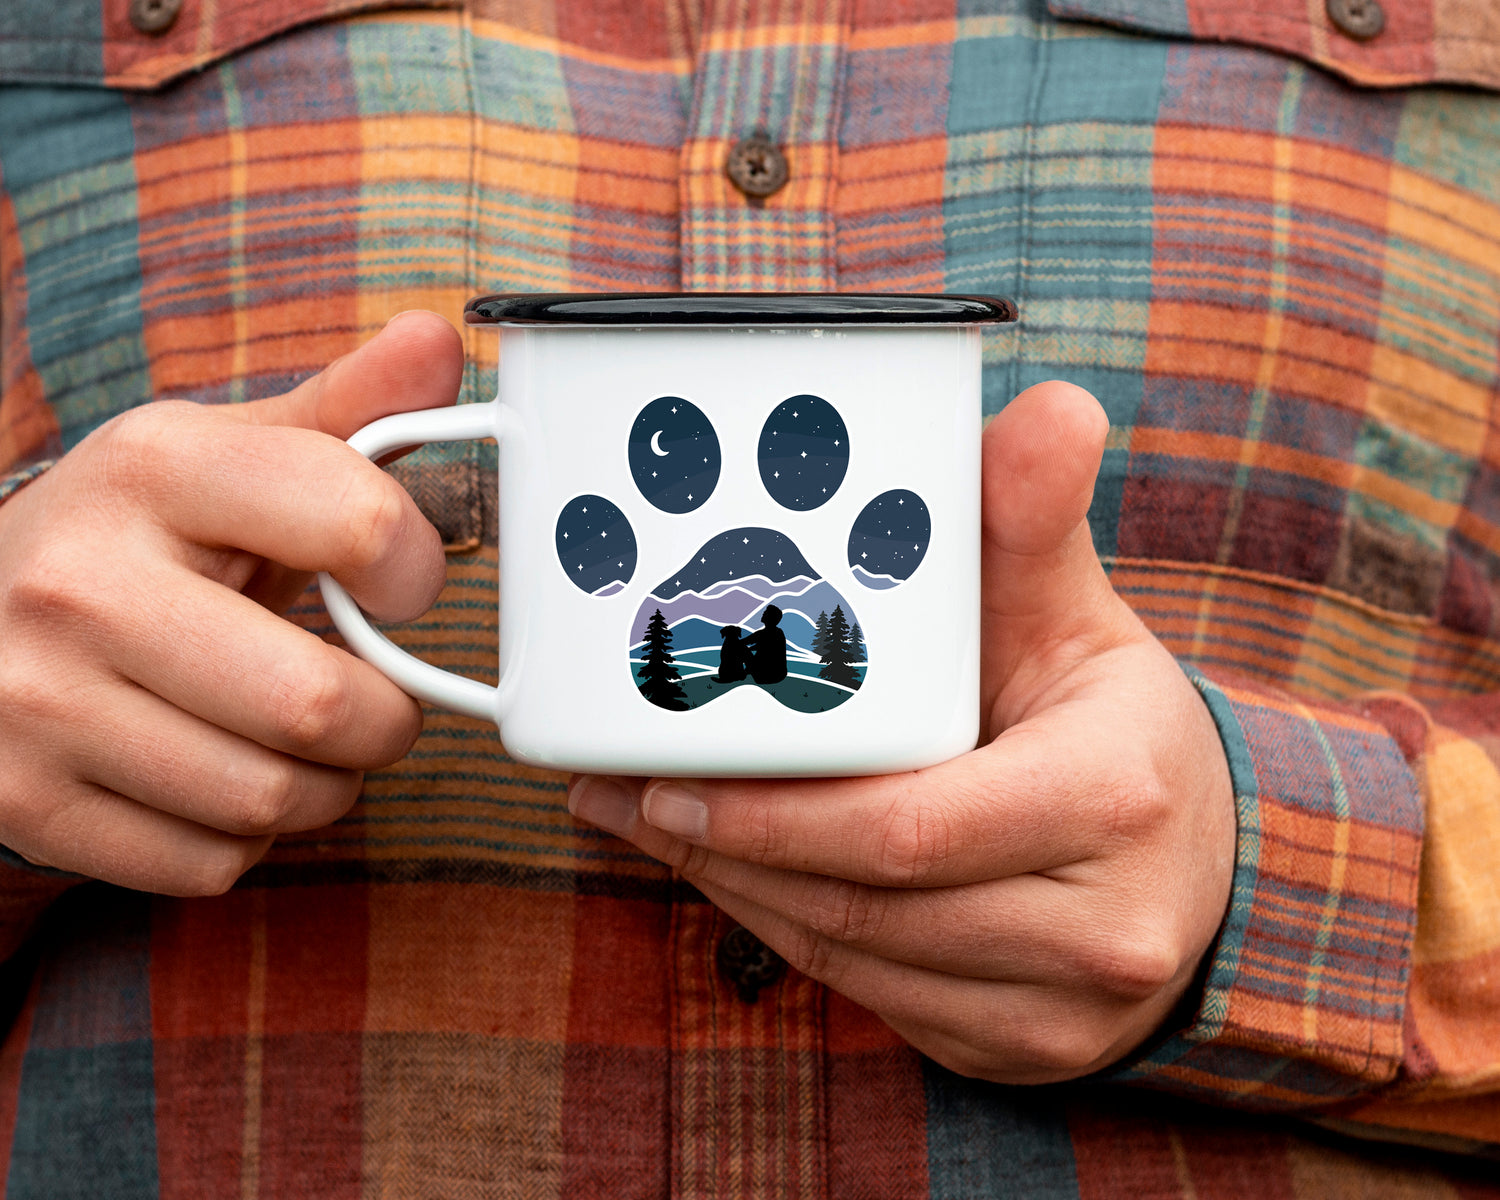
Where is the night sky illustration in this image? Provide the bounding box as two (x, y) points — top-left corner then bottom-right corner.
(653, 527), (814, 598)
(628, 395), (721, 514)
(758, 394), (849, 511)
(848, 490), (931, 582)
(555, 494), (638, 594)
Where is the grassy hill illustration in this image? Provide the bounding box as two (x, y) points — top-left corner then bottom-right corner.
(629, 529), (867, 714)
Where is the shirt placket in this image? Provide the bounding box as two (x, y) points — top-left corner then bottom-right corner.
(678, 0), (852, 292)
(670, 5), (851, 1196)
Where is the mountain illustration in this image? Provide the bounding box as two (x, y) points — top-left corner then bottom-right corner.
(630, 614), (824, 661)
(851, 565), (899, 590)
(631, 578), (853, 647)
(630, 531), (868, 715)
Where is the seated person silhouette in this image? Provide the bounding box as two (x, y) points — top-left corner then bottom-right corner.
(743, 605), (788, 685)
(715, 626), (751, 682)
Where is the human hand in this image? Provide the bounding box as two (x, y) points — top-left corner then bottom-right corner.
(568, 381), (1236, 1083)
(0, 312), (461, 894)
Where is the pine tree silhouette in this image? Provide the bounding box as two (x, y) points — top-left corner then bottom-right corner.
(813, 610), (830, 658)
(637, 608), (689, 710)
(818, 604), (860, 689)
(848, 622), (866, 665)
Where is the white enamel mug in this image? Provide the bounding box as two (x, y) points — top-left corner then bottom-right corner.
(319, 292), (1016, 777)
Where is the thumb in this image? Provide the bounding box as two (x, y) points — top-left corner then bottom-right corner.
(229, 310), (465, 437)
(981, 381), (1121, 691)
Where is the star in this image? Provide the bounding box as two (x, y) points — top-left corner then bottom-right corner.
(898, 498), (904, 505)
(777, 558), (783, 566)
(793, 410), (799, 417)
(601, 531), (607, 538)
(773, 471), (780, 478)
(800, 451), (807, 458)
(700, 556), (706, 563)
(834, 439), (840, 446)
(687, 493), (693, 501)
(743, 537), (750, 544)
(582, 506), (588, 513)
(671, 406), (678, 413)
(563, 532), (569, 539)
(862, 551), (868, 559)
(652, 471), (658, 477)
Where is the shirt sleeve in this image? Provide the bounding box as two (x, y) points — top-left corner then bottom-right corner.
(1112, 665), (1500, 1152)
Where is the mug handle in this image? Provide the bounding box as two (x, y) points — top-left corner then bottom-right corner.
(317, 400), (518, 724)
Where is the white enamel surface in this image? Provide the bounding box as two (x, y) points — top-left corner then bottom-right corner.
(325, 325), (982, 776)
(495, 325), (981, 777)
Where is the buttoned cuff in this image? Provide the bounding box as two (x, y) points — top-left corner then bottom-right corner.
(1110, 667), (1424, 1109)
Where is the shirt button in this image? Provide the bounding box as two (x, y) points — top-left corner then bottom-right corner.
(717, 925), (786, 1003)
(1326, 0), (1385, 40)
(726, 129), (789, 200)
(129, 0), (182, 36)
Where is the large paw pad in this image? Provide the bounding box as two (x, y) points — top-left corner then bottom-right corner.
(554, 393), (931, 713)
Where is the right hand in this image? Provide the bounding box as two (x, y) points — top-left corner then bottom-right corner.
(0, 311), (463, 895)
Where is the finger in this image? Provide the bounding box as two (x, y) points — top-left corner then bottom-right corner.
(694, 880), (1126, 1085)
(71, 678), (363, 836)
(620, 818), (1119, 986)
(4, 780), (273, 898)
(112, 404), (444, 623)
(623, 712), (1126, 887)
(231, 310), (465, 439)
(979, 382), (1129, 707)
(101, 563), (423, 769)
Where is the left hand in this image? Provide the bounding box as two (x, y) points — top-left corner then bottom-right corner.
(567, 380), (1236, 1084)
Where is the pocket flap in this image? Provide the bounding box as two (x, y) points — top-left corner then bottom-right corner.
(1, 0), (455, 89)
(1048, 0), (1500, 90)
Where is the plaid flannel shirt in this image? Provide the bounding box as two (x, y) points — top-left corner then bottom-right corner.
(1, 0), (1499, 1195)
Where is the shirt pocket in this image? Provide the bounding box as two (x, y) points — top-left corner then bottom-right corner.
(1048, 0), (1500, 91)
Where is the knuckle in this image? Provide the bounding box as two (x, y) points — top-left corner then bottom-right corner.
(670, 840), (714, 879)
(177, 843), (260, 897)
(784, 921), (839, 984)
(743, 799), (791, 866)
(6, 539), (99, 624)
(336, 471), (410, 575)
(266, 655), (352, 752)
(824, 878), (885, 947)
(221, 761), (300, 836)
(1099, 770), (1171, 843)
(869, 791), (951, 887)
(1016, 1020), (1112, 1080)
(1084, 931), (1182, 1001)
(93, 401), (195, 490)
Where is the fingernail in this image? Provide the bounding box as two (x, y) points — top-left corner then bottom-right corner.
(642, 783), (709, 841)
(567, 776), (638, 837)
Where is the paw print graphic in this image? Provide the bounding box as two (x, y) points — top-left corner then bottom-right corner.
(553, 393), (932, 714)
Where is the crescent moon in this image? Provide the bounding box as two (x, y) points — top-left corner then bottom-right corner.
(649, 430), (669, 456)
